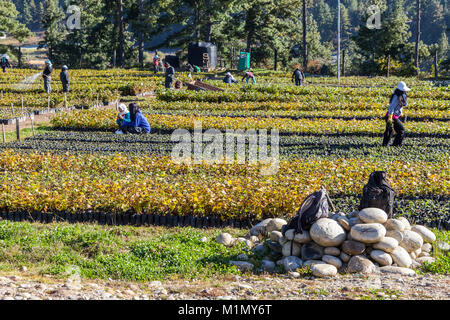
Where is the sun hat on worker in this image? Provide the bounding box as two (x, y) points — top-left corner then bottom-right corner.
(118, 103), (128, 113)
(226, 72), (231, 76)
(397, 81), (411, 92)
(62, 65), (68, 70)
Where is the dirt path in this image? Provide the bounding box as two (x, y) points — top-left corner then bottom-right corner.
(0, 272), (448, 300)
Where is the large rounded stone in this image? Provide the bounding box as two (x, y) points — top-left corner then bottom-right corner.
(342, 240), (366, 256)
(266, 218), (287, 233)
(359, 208), (388, 224)
(311, 264), (337, 277)
(324, 247), (340, 256)
(293, 231), (312, 244)
(229, 261), (254, 271)
(350, 223), (386, 244)
(284, 229), (295, 240)
(337, 216), (351, 231)
(390, 246), (412, 268)
(411, 225), (436, 243)
(421, 243), (432, 253)
(415, 257), (435, 266)
(384, 219), (406, 232)
(269, 231), (283, 243)
(282, 241), (301, 257)
(347, 255), (377, 274)
(399, 230), (424, 253)
(282, 256), (303, 272)
(278, 236), (288, 246)
(301, 242), (324, 261)
(373, 237), (399, 253)
(322, 255), (342, 269)
(340, 251), (351, 263)
(267, 241), (282, 253)
(261, 260), (276, 272)
(217, 233), (234, 246)
(310, 218), (346, 247)
(370, 250), (393, 266)
(250, 218), (273, 236)
(303, 260), (326, 268)
(397, 216), (411, 230)
(386, 230), (404, 243)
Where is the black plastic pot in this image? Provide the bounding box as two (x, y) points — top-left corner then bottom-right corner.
(147, 214), (154, 225)
(154, 215), (160, 226)
(135, 214), (142, 226)
(160, 215), (167, 226)
(141, 214), (148, 226)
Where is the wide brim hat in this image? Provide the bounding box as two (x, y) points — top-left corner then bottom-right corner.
(397, 81), (411, 92)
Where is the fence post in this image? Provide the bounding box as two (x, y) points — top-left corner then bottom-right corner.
(97, 93), (99, 108)
(21, 95), (24, 114)
(47, 95), (50, 112)
(64, 93), (67, 108)
(31, 114), (35, 137)
(2, 123), (5, 143)
(11, 103), (14, 115)
(16, 118), (20, 141)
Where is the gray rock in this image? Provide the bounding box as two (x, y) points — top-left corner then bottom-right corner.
(396, 216), (411, 230)
(303, 260), (326, 268)
(351, 223), (386, 244)
(311, 264), (338, 277)
(250, 218), (273, 236)
(390, 246), (412, 268)
(418, 251), (430, 258)
(229, 261), (254, 271)
(399, 230), (424, 253)
(293, 231), (311, 244)
(282, 241), (301, 257)
(253, 243), (269, 255)
(266, 218), (287, 233)
(411, 225), (436, 243)
(249, 236), (260, 243)
(347, 211), (359, 218)
(342, 240), (366, 256)
(349, 217), (363, 227)
(437, 241), (450, 252)
(386, 230), (404, 243)
(301, 242), (324, 260)
(373, 237), (399, 253)
(384, 219), (406, 232)
(415, 257), (435, 266)
(421, 243), (432, 253)
(370, 250), (393, 266)
(324, 247), (340, 256)
(217, 233), (235, 246)
(261, 260), (276, 272)
(322, 255), (342, 269)
(269, 231), (283, 243)
(266, 241), (282, 254)
(278, 236), (288, 246)
(337, 216), (351, 231)
(284, 229), (295, 240)
(378, 266), (416, 276)
(236, 253), (248, 261)
(199, 237), (208, 242)
(347, 255), (377, 274)
(282, 256), (303, 272)
(339, 252), (351, 263)
(359, 208), (388, 224)
(310, 218), (346, 247)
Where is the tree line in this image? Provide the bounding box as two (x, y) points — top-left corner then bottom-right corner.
(1, 0), (449, 75)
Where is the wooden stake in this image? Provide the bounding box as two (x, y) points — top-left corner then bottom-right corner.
(11, 103), (14, 114)
(64, 93), (67, 108)
(2, 123), (5, 143)
(31, 114), (35, 137)
(97, 93), (99, 108)
(16, 118), (20, 141)
(47, 95), (50, 112)
(21, 96), (24, 113)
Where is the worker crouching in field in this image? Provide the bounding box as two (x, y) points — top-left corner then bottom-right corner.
(60, 65), (70, 93)
(223, 72), (237, 84)
(119, 103), (151, 134)
(242, 70), (256, 84)
(43, 60), (53, 93)
(382, 81), (411, 147)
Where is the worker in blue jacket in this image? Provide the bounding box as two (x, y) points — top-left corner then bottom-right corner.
(120, 103), (151, 134)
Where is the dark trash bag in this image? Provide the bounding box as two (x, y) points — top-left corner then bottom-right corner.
(282, 187), (335, 236)
(359, 171), (395, 218)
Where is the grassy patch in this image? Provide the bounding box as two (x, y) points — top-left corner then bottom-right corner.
(2, 124), (53, 143)
(418, 229), (450, 275)
(0, 220), (250, 282)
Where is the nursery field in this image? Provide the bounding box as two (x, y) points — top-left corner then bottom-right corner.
(0, 69), (448, 230)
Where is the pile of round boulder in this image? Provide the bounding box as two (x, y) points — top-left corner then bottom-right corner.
(217, 208), (443, 278)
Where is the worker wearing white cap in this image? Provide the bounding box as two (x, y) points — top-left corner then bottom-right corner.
(223, 72), (237, 84)
(382, 81), (411, 147)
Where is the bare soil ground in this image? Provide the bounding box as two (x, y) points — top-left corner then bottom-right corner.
(0, 271), (448, 300)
